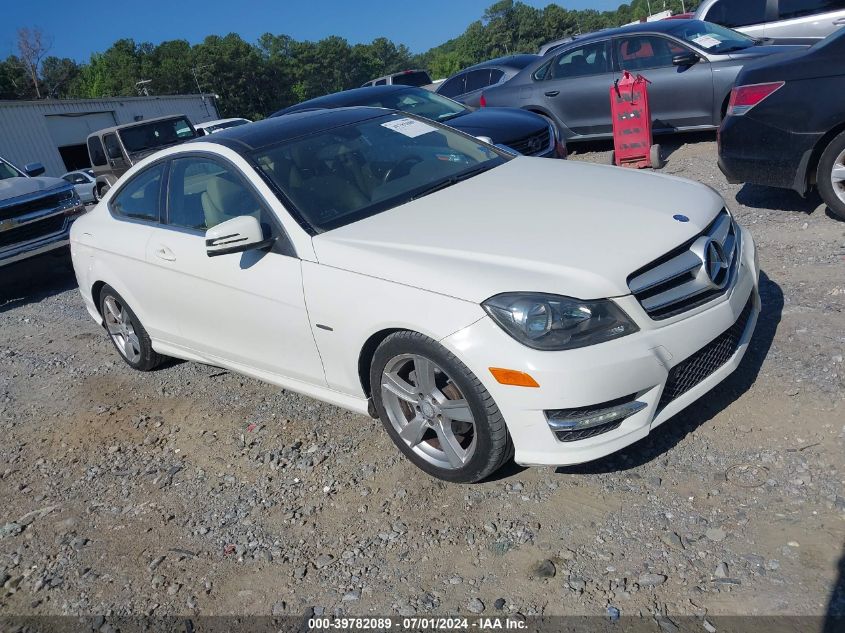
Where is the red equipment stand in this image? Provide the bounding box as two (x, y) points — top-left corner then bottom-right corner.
(610, 70), (662, 169)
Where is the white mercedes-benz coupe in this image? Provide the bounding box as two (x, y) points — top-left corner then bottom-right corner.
(70, 107), (760, 483)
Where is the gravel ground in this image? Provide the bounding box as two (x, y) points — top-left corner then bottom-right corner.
(1, 135), (843, 623)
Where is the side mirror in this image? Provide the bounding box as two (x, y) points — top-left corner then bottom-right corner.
(24, 162), (45, 177)
(205, 215), (274, 257)
(672, 53), (699, 67)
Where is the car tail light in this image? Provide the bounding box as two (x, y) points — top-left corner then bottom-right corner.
(479, 92), (487, 107)
(727, 81), (784, 116)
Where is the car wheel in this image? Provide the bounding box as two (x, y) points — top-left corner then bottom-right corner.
(98, 183), (110, 198)
(92, 187), (99, 202)
(817, 130), (845, 221)
(99, 285), (164, 371)
(370, 331), (511, 483)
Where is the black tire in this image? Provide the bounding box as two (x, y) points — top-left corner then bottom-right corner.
(650, 144), (663, 170)
(98, 284), (164, 371)
(816, 130), (845, 221)
(370, 331), (511, 483)
(98, 183), (110, 199)
(609, 150), (616, 166)
(92, 187), (100, 203)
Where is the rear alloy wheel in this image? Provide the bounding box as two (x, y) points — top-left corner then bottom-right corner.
(99, 285), (164, 371)
(817, 130), (845, 221)
(371, 332), (510, 483)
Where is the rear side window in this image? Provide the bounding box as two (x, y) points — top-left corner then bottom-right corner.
(465, 69), (493, 92)
(111, 163), (164, 222)
(374, 78), (387, 86)
(438, 73), (467, 98)
(88, 136), (107, 166)
(778, 0), (845, 19)
(704, 0), (768, 27)
(551, 41), (611, 78)
(489, 69), (505, 85)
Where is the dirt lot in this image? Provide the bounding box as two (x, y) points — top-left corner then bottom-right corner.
(1, 135), (843, 625)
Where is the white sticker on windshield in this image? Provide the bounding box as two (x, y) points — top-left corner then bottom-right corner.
(381, 117), (436, 138)
(691, 34), (721, 49)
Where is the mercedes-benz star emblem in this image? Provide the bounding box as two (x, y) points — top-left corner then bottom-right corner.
(705, 240), (728, 285)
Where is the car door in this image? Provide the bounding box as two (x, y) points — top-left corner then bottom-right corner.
(611, 34), (715, 131)
(768, 0), (845, 41)
(144, 153), (326, 385)
(539, 40), (616, 138)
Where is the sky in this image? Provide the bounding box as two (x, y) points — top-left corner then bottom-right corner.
(1, 0), (625, 62)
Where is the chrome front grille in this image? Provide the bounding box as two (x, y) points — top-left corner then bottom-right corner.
(505, 126), (552, 156)
(628, 210), (740, 320)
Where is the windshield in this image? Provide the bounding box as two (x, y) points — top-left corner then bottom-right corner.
(251, 113), (507, 233)
(118, 117), (196, 154)
(667, 21), (756, 53)
(0, 159), (24, 180)
(359, 88), (467, 122)
(391, 71), (432, 87)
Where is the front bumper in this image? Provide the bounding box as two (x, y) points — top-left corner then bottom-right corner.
(0, 218), (74, 267)
(441, 226), (760, 467)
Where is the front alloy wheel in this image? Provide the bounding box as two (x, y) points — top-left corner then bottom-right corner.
(817, 130), (845, 221)
(371, 331), (511, 483)
(99, 285), (164, 371)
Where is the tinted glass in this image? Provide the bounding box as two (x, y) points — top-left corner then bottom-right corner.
(552, 41), (610, 78)
(167, 157), (267, 231)
(111, 163), (164, 222)
(465, 69), (492, 92)
(118, 117), (195, 154)
(779, 0), (845, 19)
(88, 136), (107, 166)
(489, 69), (505, 84)
(374, 79), (387, 86)
(704, 0), (767, 28)
(358, 88), (466, 122)
(437, 74), (467, 98)
(391, 71), (433, 87)
(251, 114), (507, 232)
(103, 134), (123, 160)
(667, 20), (756, 53)
(615, 36), (682, 70)
(532, 59), (553, 80)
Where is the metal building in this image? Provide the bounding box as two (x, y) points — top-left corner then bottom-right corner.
(0, 95), (220, 176)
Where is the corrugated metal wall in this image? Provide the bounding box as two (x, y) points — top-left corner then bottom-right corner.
(0, 95), (220, 177)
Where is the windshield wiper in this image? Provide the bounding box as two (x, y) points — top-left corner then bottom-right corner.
(411, 164), (494, 201)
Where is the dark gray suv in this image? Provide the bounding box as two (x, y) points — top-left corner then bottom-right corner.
(481, 19), (805, 143)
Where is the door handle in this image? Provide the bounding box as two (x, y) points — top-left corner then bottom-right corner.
(834, 17), (845, 25)
(155, 246), (176, 261)
(544, 90), (560, 97)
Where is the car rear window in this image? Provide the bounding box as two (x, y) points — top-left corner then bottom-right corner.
(391, 71), (433, 87)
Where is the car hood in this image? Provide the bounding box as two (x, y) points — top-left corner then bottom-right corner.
(312, 158), (726, 303)
(448, 108), (548, 145)
(0, 176), (69, 204)
(725, 44), (806, 60)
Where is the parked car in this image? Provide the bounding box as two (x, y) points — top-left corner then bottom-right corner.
(1, 156), (85, 267)
(538, 35), (583, 56)
(719, 28), (845, 220)
(62, 169), (97, 203)
(70, 107), (759, 483)
(664, 13), (695, 20)
(361, 70), (433, 88)
(482, 19), (805, 143)
(695, 0), (845, 44)
(194, 117), (251, 136)
(87, 115), (197, 198)
(271, 85), (565, 158)
(436, 55), (540, 107)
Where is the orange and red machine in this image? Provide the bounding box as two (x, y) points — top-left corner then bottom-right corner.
(610, 70), (662, 169)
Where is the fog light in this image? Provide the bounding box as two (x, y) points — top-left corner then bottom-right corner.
(546, 398), (646, 433)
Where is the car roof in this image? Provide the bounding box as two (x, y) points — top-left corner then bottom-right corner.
(197, 106), (391, 152)
(87, 114), (192, 138)
(464, 54), (540, 71)
(272, 85), (424, 116)
(195, 117), (248, 128)
(568, 18), (698, 42)
(367, 69), (429, 82)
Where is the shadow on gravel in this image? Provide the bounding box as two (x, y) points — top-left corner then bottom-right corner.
(825, 544), (845, 632)
(567, 130), (715, 162)
(555, 271), (783, 476)
(0, 248), (77, 313)
(736, 183), (823, 214)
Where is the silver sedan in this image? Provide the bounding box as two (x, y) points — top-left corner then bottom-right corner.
(61, 169), (97, 204)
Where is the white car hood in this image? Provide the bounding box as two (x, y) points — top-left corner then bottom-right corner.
(312, 158), (726, 303)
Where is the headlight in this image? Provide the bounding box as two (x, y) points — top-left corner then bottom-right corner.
(482, 293), (638, 351)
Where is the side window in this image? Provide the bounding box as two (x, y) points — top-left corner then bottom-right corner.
(779, 0), (845, 20)
(551, 41), (610, 79)
(465, 69), (492, 93)
(704, 0), (768, 28)
(111, 163), (164, 222)
(374, 78), (387, 86)
(166, 156), (271, 232)
(72, 173), (88, 184)
(533, 59), (553, 81)
(103, 133), (124, 160)
(489, 69), (505, 85)
(88, 136), (107, 166)
(614, 36), (676, 71)
(62, 175), (75, 183)
(437, 74), (467, 98)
